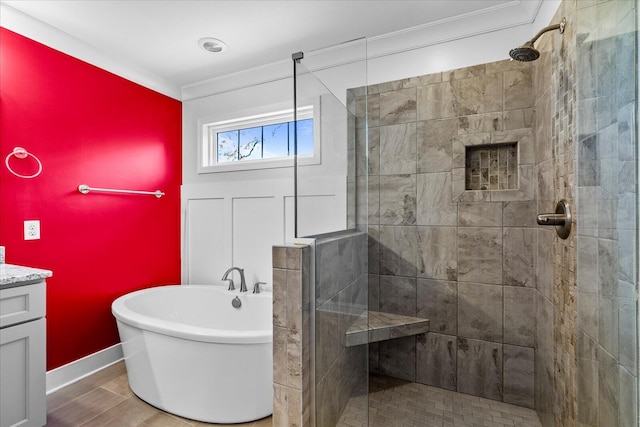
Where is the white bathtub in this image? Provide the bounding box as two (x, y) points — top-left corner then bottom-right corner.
(112, 284), (273, 424)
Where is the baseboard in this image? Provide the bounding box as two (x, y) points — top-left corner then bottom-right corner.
(46, 343), (123, 394)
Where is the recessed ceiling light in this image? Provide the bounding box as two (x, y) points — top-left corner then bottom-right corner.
(198, 37), (227, 53)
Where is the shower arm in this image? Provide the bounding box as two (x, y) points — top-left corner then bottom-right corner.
(526, 18), (566, 47)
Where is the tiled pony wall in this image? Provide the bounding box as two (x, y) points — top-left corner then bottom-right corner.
(315, 231), (369, 426)
(351, 57), (538, 408)
(272, 245), (311, 427)
(272, 231), (368, 427)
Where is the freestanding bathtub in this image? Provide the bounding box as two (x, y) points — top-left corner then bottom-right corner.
(112, 284), (273, 424)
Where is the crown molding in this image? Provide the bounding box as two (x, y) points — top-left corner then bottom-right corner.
(0, 3), (181, 100)
(366, 0), (526, 58)
(0, 0), (561, 102)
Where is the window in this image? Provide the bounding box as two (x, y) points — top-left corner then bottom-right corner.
(199, 104), (319, 173)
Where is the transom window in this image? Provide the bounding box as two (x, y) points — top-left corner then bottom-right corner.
(199, 105), (318, 173)
(216, 118), (313, 163)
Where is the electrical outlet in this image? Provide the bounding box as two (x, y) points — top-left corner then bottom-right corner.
(24, 220), (40, 240)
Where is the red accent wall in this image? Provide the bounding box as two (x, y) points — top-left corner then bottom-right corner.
(0, 28), (182, 370)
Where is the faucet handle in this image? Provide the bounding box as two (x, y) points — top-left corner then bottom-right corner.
(224, 278), (235, 291)
(253, 282), (267, 294)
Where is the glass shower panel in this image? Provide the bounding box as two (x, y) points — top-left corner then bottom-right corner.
(576, 1), (638, 426)
(293, 40), (370, 426)
(292, 47), (365, 238)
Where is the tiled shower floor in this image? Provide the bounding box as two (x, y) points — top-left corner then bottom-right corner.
(47, 362), (541, 426)
(338, 374), (543, 427)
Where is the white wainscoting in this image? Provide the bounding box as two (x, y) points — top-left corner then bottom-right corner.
(181, 176), (346, 288)
(232, 196), (280, 284)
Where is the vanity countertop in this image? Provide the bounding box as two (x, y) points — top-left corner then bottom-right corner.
(0, 263), (52, 287)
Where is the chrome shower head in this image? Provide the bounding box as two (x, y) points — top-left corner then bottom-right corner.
(509, 17), (566, 62)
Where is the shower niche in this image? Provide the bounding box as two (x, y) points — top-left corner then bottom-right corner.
(465, 142), (518, 191)
(452, 127), (534, 202)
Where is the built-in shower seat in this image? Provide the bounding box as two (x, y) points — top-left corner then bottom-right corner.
(345, 310), (429, 347)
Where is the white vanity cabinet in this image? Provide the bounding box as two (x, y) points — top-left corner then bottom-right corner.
(0, 280), (47, 427)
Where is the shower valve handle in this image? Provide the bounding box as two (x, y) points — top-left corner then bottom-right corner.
(537, 200), (571, 239)
(536, 214), (566, 226)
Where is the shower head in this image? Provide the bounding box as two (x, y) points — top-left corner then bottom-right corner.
(509, 42), (540, 62)
(509, 17), (566, 62)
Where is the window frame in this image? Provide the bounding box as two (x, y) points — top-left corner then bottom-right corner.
(197, 100), (321, 174)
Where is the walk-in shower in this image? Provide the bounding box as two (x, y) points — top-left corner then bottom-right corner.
(284, 1), (639, 425)
(509, 17), (566, 61)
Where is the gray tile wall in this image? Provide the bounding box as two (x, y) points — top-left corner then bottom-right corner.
(531, 1), (579, 425)
(526, 0), (639, 426)
(351, 58), (537, 408)
(272, 245), (311, 427)
(314, 231), (368, 426)
(575, 0), (638, 426)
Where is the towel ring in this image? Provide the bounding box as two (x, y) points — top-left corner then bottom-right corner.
(5, 147), (43, 179)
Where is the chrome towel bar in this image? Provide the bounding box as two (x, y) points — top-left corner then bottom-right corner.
(78, 184), (165, 198)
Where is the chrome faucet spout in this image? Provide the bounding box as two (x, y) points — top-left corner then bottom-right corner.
(221, 267), (247, 292)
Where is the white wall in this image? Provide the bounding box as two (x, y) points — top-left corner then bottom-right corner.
(182, 75), (351, 285)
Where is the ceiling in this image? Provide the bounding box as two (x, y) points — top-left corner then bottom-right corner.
(2, 0), (529, 89)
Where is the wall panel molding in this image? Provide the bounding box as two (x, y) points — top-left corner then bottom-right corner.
(182, 177), (346, 287)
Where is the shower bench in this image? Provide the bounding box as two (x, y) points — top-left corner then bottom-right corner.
(345, 310), (430, 347)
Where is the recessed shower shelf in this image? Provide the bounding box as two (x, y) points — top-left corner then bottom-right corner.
(345, 310), (430, 347)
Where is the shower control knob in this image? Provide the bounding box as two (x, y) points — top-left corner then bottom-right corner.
(231, 296), (242, 309)
(536, 214), (565, 225)
(536, 200), (571, 239)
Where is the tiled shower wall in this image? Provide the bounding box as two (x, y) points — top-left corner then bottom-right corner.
(575, 0), (638, 426)
(352, 58), (538, 407)
(531, 1), (578, 425)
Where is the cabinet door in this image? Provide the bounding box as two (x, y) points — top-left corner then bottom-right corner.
(0, 318), (46, 427)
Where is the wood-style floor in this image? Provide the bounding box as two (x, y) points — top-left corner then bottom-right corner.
(46, 361), (272, 427)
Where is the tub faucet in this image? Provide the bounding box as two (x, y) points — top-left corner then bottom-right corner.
(222, 267), (247, 292)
